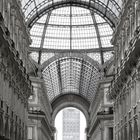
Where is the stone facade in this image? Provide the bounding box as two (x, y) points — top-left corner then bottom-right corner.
(0, 0), (32, 140)
(1, 0), (140, 140)
(108, 0), (140, 140)
(88, 79), (114, 140)
(27, 78), (54, 140)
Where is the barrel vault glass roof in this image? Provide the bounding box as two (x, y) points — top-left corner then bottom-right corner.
(21, 1), (121, 102)
(42, 56), (102, 102)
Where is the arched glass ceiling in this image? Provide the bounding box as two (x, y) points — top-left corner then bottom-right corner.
(29, 6), (114, 65)
(21, 0), (122, 27)
(42, 57), (102, 102)
(27, 6), (115, 104)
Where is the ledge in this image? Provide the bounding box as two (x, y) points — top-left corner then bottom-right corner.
(28, 110), (54, 135)
(88, 113), (113, 136)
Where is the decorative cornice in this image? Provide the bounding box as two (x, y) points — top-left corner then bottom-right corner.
(28, 111), (54, 135)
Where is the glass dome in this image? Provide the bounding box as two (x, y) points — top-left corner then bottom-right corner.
(29, 6), (114, 65)
(26, 5), (116, 103)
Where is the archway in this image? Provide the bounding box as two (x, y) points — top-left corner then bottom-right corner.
(51, 94), (90, 125)
(54, 107), (87, 140)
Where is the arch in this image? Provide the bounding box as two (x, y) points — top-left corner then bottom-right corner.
(41, 53), (102, 71)
(51, 94), (90, 125)
(26, 0), (121, 28)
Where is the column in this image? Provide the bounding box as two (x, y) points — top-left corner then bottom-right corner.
(15, 117), (18, 140)
(129, 7), (134, 39)
(19, 30), (23, 60)
(116, 101), (119, 124)
(135, 0), (140, 28)
(0, 103), (4, 139)
(10, 8), (16, 41)
(104, 127), (109, 140)
(15, 19), (20, 51)
(138, 103), (140, 140)
(134, 79), (137, 106)
(136, 71), (140, 102)
(7, 2), (11, 30)
(125, 18), (129, 51)
(127, 123), (129, 140)
(128, 86), (131, 111)
(126, 90), (129, 113)
(131, 80), (135, 107)
(3, 0), (8, 26)
(129, 122), (132, 140)
(119, 96), (122, 119)
(134, 119), (138, 140)
(121, 29), (125, 60)
(100, 123), (104, 140)
(18, 121), (22, 140)
(21, 123), (25, 140)
(131, 120), (134, 140)
(124, 125), (127, 140)
(0, 44), (5, 101)
(10, 112), (14, 140)
(5, 112), (10, 140)
(2, 0), (6, 20)
(0, 0), (3, 14)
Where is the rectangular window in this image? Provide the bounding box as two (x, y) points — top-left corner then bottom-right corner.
(28, 127), (33, 140)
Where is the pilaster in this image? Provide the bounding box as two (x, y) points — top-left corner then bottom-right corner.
(138, 102), (140, 139)
(0, 105), (4, 138)
(135, 0), (140, 27)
